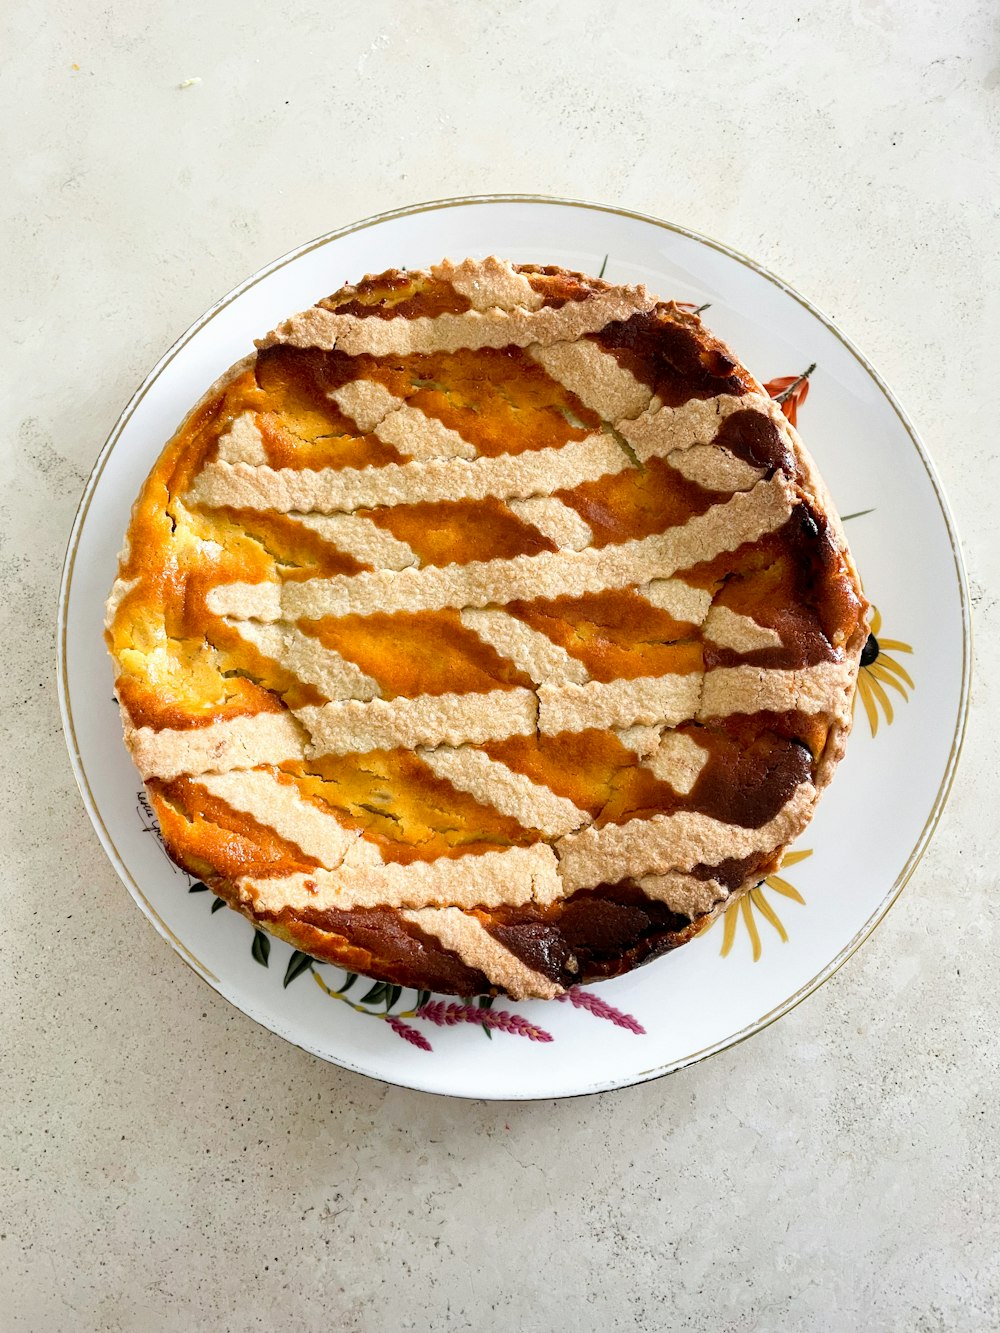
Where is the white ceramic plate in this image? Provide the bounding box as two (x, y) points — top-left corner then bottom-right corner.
(58, 196), (969, 1100)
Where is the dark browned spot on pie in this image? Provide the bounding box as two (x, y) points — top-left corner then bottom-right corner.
(488, 920), (573, 983)
(254, 346), (365, 440)
(680, 506), (863, 669)
(559, 895), (654, 953)
(521, 265), (599, 304)
(473, 885), (711, 987)
(683, 732), (813, 828)
(689, 854), (773, 894)
(716, 409), (793, 476)
(321, 271), (473, 320)
(590, 308), (753, 406)
(547, 886), (696, 980)
(286, 905), (488, 995)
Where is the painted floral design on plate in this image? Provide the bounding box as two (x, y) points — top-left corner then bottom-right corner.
(183, 875), (646, 1050)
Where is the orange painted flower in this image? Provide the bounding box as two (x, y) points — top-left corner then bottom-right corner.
(765, 363), (815, 428)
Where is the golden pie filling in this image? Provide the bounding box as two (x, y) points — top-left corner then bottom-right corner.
(106, 258), (868, 999)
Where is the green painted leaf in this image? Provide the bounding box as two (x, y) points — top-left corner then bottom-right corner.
(339, 972), (358, 994)
(415, 989), (432, 1010)
(385, 984), (402, 1012)
(597, 253), (609, 279)
(251, 930), (270, 967)
(283, 951), (313, 988)
(211, 897), (227, 913)
(188, 881), (210, 893)
(359, 981), (388, 1005)
(475, 993), (495, 1038)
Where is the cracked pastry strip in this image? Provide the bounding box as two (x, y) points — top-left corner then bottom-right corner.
(215, 411), (269, 464)
(275, 661), (849, 758)
(258, 280), (657, 357)
(457, 607), (590, 685)
(555, 781), (818, 893)
(529, 338), (653, 422)
(224, 620), (381, 702)
(188, 432), (632, 513)
(107, 259), (868, 1000)
(399, 909), (564, 1001)
(331, 379), (478, 461)
(126, 711), (307, 781)
(205, 473), (793, 622)
(286, 512), (418, 571)
(618, 392), (780, 461)
(418, 745), (591, 838)
(507, 496), (593, 551)
(240, 843), (562, 916)
(197, 768), (376, 869)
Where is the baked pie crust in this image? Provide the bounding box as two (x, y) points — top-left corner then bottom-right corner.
(106, 258), (868, 1000)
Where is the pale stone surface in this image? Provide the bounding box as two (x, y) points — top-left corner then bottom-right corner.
(1, 1), (998, 1329)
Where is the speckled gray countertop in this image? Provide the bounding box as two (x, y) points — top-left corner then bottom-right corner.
(2, 2), (998, 1328)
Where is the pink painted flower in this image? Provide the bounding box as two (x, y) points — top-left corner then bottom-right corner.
(386, 1015), (433, 1051)
(556, 986), (646, 1035)
(483, 1009), (554, 1043)
(415, 1001), (553, 1043)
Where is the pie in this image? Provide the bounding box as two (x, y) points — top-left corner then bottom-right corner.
(105, 257), (868, 1000)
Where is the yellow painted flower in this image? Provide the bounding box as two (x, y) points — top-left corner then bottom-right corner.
(719, 849), (812, 961)
(855, 607), (914, 737)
